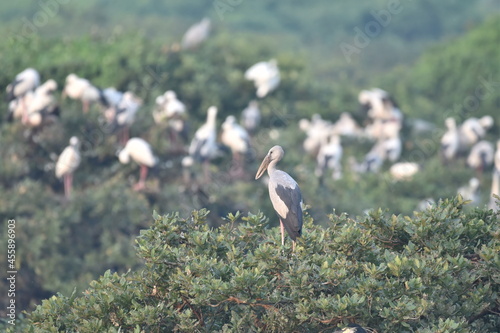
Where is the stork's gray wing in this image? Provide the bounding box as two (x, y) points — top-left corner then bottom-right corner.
(274, 183), (303, 240)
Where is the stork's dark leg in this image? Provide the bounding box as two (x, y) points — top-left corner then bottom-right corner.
(280, 219), (285, 246)
(203, 160), (211, 184)
(63, 174), (68, 198)
(64, 173), (73, 199)
(134, 165), (148, 191)
(168, 128), (180, 153)
(120, 127), (130, 146)
(82, 100), (89, 114)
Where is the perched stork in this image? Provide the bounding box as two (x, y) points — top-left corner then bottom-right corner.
(221, 115), (251, 177)
(440, 117), (460, 162)
(105, 92), (142, 145)
(300, 114), (333, 158)
(152, 90), (188, 152)
(181, 18), (211, 50)
(63, 73), (106, 113)
(189, 106), (219, 182)
(467, 140), (494, 176)
(358, 88), (401, 122)
(315, 134), (343, 182)
(118, 137), (157, 191)
(241, 100), (261, 135)
(459, 115), (494, 148)
(55, 137), (81, 199)
(245, 59), (280, 98)
(6, 68), (40, 102)
(23, 79), (59, 125)
(358, 88), (388, 119)
(255, 145), (303, 251)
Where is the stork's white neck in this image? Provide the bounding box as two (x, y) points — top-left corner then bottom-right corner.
(267, 159), (279, 176)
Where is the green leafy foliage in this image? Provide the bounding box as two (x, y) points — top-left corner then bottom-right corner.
(24, 199), (499, 332)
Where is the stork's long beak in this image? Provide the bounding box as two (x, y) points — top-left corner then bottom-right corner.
(255, 154), (270, 179)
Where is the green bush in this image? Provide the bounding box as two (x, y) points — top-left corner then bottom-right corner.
(22, 197), (499, 332)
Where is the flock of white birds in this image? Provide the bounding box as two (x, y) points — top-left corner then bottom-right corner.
(4, 17), (500, 213)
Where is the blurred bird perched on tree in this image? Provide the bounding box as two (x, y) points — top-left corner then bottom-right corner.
(221, 115), (252, 178)
(22, 79), (60, 127)
(181, 17), (211, 50)
(63, 73), (108, 113)
(5, 68), (40, 122)
(6, 67), (40, 102)
(152, 90), (188, 152)
(104, 92), (143, 146)
(118, 137), (158, 191)
(189, 106), (220, 182)
(245, 59), (281, 98)
(56, 136), (81, 199)
(440, 117), (460, 163)
(240, 100), (261, 135)
(467, 140), (494, 176)
(459, 115), (494, 148)
(315, 134), (343, 183)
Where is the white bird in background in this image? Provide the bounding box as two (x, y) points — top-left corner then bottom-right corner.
(390, 162), (420, 181)
(105, 92), (142, 145)
(440, 117), (460, 162)
(221, 115), (251, 177)
(189, 106), (219, 182)
(459, 115), (494, 148)
(21, 80), (60, 128)
(457, 177), (481, 206)
(245, 59), (281, 98)
(153, 90), (188, 152)
(6, 68), (40, 102)
(118, 137), (158, 191)
(315, 134), (343, 182)
(241, 100), (261, 134)
(55, 136), (81, 199)
(181, 17), (211, 50)
(467, 140), (494, 175)
(6, 68), (40, 121)
(153, 90), (186, 122)
(300, 114), (333, 158)
(24, 79), (59, 119)
(63, 73), (106, 113)
(358, 88), (402, 122)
